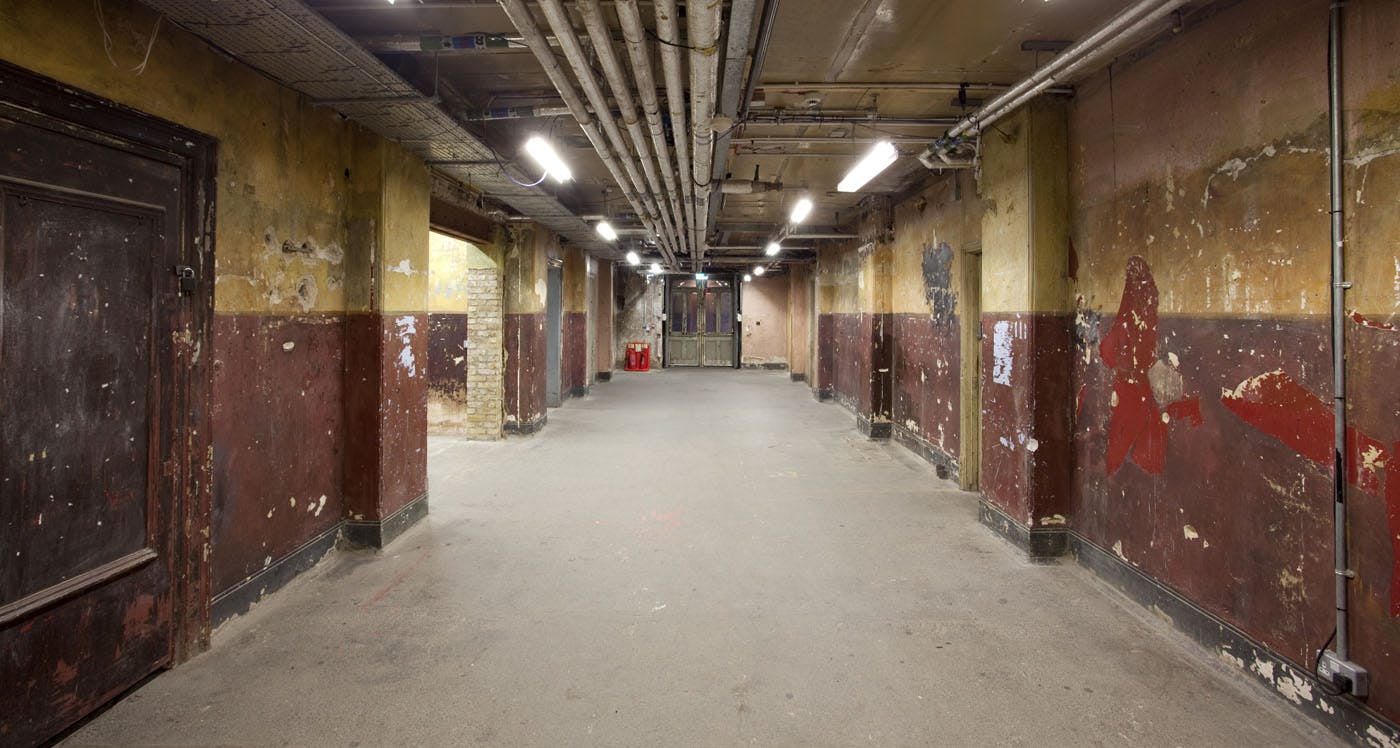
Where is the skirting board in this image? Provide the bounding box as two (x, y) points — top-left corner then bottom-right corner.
(210, 523), (340, 627)
(340, 492), (430, 550)
(891, 423), (958, 481)
(976, 498), (1400, 745)
(504, 413), (547, 435)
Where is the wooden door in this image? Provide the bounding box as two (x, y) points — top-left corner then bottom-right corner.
(0, 64), (212, 746)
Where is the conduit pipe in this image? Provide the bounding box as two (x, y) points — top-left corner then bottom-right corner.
(685, 0), (724, 265)
(654, 0), (696, 259)
(576, 0), (683, 262)
(497, 0), (675, 265)
(1328, 0), (1354, 672)
(947, 0), (1186, 140)
(535, 0), (674, 260)
(615, 0), (692, 259)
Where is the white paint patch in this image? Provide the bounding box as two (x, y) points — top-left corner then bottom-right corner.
(395, 315), (418, 377)
(1183, 525), (1199, 540)
(282, 341), (296, 352)
(1365, 724), (1400, 748)
(991, 321), (1013, 386)
(1112, 540), (1126, 561)
(1025, 438), (1039, 453)
(1250, 657), (1275, 682)
(1219, 648), (1246, 669)
(387, 258), (416, 276)
(1275, 670), (1313, 705)
(314, 494), (327, 517)
(1222, 368), (1287, 401)
(1040, 514), (1066, 526)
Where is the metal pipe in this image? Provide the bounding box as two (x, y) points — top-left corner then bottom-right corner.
(739, 0), (781, 121)
(719, 179), (783, 194)
(707, 0), (762, 248)
(743, 112), (959, 126)
(732, 136), (933, 145)
(497, 0), (675, 265)
(1328, 0), (1351, 664)
(688, 0), (723, 264)
(973, 0), (1187, 132)
(655, 0), (696, 258)
(577, 0), (684, 264)
(758, 81), (1072, 95)
(616, 0), (692, 260)
(535, 0), (675, 263)
(948, 0), (1179, 139)
(686, 0), (724, 264)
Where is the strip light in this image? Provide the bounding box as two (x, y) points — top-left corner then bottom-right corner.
(837, 141), (897, 193)
(650, 262), (662, 274)
(524, 136), (573, 183)
(596, 221), (618, 241)
(753, 265), (766, 276)
(626, 250), (640, 265)
(789, 197), (813, 224)
(765, 241), (781, 257)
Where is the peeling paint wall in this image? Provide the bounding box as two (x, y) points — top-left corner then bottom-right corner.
(428, 231), (503, 439)
(503, 225), (550, 429)
(740, 275), (789, 368)
(1064, 0), (1400, 729)
(615, 269), (664, 369)
(0, 0), (432, 606)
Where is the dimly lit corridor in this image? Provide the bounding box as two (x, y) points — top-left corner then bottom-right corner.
(64, 371), (1329, 746)
(3, 0), (1399, 744)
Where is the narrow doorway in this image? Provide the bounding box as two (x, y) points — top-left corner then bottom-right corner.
(546, 262), (563, 407)
(427, 230), (503, 439)
(959, 245), (982, 491)
(666, 276), (736, 367)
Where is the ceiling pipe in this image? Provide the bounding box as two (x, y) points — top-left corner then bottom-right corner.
(654, 0), (696, 260)
(576, 0), (685, 265)
(758, 81), (1073, 95)
(685, 0), (724, 267)
(946, 0), (1186, 140)
(534, 0), (678, 264)
(497, 0), (676, 265)
(743, 112), (960, 126)
(719, 179), (783, 194)
(707, 0), (762, 232)
(615, 0), (692, 260)
(732, 136), (933, 145)
(739, 0), (780, 122)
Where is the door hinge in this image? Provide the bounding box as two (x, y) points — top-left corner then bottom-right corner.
(172, 265), (197, 295)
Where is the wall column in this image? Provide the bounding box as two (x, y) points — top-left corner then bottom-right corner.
(343, 140), (432, 548)
(595, 261), (614, 380)
(976, 98), (1076, 559)
(502, 224), (549, 433)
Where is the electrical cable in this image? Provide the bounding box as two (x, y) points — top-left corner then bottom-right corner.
(645, 27), (702, 51)
(95, 0), (163, 76)
(1314, 627), (1344, 697)
(485, 140), (549, 187)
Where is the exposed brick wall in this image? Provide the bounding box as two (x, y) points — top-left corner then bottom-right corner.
(462, 267), (503, 439)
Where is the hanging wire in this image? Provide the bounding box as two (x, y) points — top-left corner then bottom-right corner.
(95, 0), (163, 76)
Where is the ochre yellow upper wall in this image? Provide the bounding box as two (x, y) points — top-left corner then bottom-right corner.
(0, 0), (430, 316)
(429, 232), (497, 314)
(890, 175), (984, 315)
(503, 224), (552, 315)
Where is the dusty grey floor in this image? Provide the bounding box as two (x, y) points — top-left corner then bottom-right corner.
(67, 369), (1335, 746)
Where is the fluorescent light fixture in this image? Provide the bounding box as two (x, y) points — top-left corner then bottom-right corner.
(753, 265), (766, 276)
(596, 221), (618, 241)
(650, 262), (662, 274)
(743, 273), (752, 282)
(789, 197), (813, 224)
(695, 272), (709, 281)
(837, 140), (898, 193)
(524, 136), (572, 183)
(625, 250), (640, 265)
(765, 241), (781, 256)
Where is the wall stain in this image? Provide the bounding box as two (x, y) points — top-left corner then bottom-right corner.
(920, 241), (956, 325)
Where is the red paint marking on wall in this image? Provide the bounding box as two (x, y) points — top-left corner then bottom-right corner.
(1075, 384), (1087, 419)
(121, 594), (156, 640)
(1222, 368), (1400, 615)
(1100, 256), (1202, 475)
(52, 659), (78, 686)
(1220, 370), (1332, 464)
(1348, 310), (1398, 332)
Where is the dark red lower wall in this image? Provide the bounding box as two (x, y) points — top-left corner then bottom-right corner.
(211, 314), (344, 595)
(563, 311), (587, 396)
(344, 313), (427, 521)
(980, 313), (1073, 526)
(1070, 308), (1400, 718)
(427, 313), (469, 412)
(892, 314), (961, 460)
(504, 312), (545, 428)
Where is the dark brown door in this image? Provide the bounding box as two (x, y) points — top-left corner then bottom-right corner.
(0, 97), (188, 745)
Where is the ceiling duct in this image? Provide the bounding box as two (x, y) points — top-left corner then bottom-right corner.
(140, 0), (608, 252)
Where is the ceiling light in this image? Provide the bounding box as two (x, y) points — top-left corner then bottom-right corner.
(753, 265), (765, 276)
(837, 141), (898, 193)
(625, 250), (640, 265)
(765, 241), (781, 256)
(596, 221), (618, 241)
(650, 262), (662, 274)
(789, 197), (813, 224)
(524, 136), (572, 183)
(695, 272), (709, 281)
(743, 273), (752, 282)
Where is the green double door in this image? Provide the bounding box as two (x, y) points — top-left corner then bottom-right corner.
(667, 278), (735, 367)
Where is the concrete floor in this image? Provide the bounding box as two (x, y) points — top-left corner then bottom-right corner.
(68, 369), (1336, 746)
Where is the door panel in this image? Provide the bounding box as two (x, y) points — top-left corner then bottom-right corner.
(666, 280), (733, 367)
(668, 287), (700, 366)
(546, 265), (562, 406)
(0, 104), (182, 746)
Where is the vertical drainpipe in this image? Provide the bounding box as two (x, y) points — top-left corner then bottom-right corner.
(1328, 0), (1351, 663)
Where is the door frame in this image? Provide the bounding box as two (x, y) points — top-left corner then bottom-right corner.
(0, 61), (217, 661)
(663, 271), (740, 368)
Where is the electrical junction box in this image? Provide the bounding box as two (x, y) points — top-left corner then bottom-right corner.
(1318, 651), (1368, 697)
